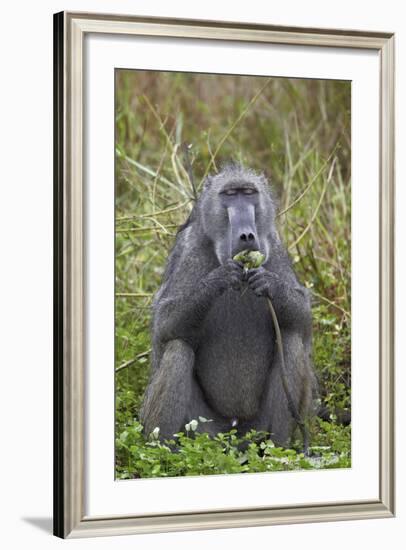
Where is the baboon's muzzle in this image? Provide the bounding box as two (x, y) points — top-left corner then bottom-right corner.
(227, 199), (258, 257)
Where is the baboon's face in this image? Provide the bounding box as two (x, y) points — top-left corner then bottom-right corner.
(200, 170), (274, 264)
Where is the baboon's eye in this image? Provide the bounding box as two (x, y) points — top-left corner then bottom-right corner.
(243, 188), (257, 195)
(223, 189), (238, 196)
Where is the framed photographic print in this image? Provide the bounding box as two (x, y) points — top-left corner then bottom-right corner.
(54, 11), (395, 538)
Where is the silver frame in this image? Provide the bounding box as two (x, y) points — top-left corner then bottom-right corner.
(53, 11), (395, 538)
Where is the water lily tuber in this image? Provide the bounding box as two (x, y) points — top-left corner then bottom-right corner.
(233, 249), (265, 271)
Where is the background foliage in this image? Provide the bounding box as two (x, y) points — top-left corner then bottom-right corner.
(115, 70), (351, 478)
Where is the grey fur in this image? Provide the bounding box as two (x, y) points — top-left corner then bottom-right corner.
(140, 164), (316, 446)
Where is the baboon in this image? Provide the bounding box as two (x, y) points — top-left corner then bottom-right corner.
(140, 164), (315, 447)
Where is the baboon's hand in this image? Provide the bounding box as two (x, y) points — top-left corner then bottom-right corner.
(246, 267), (280, 298)
(205, 259), (244, 292)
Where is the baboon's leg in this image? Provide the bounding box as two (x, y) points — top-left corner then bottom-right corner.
(140, 339), (228, 440)
(140, 339), (195, 440)
(254, 331), (313, 447)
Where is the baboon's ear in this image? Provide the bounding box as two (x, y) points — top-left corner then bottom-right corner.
(261, 168), (272, 185)
(203, 175), (213, 189)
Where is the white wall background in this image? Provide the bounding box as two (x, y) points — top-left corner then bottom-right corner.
(0, 1), (403, 548)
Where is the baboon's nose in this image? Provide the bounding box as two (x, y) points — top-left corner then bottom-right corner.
(240, 232), (256, 242)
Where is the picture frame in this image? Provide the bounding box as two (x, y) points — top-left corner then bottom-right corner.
(53, 11), (395, 539)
